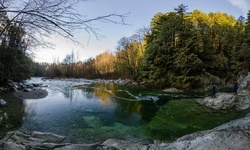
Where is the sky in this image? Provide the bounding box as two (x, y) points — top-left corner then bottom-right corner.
(34, 0), (250, 63)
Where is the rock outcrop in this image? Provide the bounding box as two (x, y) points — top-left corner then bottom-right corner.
(195, 92), (250, 111)
(0, 131), (110, 150)
(196, 72), (250, 111)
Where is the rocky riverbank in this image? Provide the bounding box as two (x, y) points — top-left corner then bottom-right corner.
(13, 89), (48, 100)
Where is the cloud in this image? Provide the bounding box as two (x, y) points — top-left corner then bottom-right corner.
(227, 0), (250, 16)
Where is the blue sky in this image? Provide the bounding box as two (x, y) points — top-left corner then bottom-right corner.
(34, 0), (250, 63)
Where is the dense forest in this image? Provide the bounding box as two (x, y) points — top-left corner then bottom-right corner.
(1, 4), (250, 91)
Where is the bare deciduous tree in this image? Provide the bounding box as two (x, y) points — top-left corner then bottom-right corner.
(0, 0), (128, 48)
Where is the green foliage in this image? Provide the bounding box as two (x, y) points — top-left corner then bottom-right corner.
(33, 5), (248, 92)
(142, 5), (245, 90)
(239, 11), (250, 71)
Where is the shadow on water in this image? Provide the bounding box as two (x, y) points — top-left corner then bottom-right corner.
(0, 92), (25, 138)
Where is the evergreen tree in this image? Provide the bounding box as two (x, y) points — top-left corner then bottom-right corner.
(241, 11), (250, 71)
(142, 5), (244, 90)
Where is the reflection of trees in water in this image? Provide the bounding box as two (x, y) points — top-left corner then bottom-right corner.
(21, 102), (41, 131)
(76, 83), (161, 125)
(63, 88), (74, 102)
(93, 84), (114, 107)
(63, 88), (81, 103)
(0, 93), (25, 137)
(114, 99), (158, 123)
(81, 84), (115, 107)
(89, 83), (159, 123)
(81, 88), (94, 99)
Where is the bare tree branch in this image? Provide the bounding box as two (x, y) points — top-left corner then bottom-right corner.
(0, 0), (128, 49)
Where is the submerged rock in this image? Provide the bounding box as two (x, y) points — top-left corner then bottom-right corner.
(0, 99), (7, 106)
(163, 88), (183, 93)
(99, 113), (250, 150)
(165, 113), (250, 150)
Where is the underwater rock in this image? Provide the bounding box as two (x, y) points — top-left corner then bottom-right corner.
(0, 99), (7, 106)
(165, 113), (250, 150)
(163, 88), (183, 93)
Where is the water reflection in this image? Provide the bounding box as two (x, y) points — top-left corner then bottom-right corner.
(17, 82), (166, 143)
(0, 92), (25, 137)
(2, 78), (248, 144)
(79, 83), (160, 123)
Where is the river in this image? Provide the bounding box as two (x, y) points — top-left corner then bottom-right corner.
(0, 77), (248, 144)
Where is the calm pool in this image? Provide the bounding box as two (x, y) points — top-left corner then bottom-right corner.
(1, 78), (248, 143)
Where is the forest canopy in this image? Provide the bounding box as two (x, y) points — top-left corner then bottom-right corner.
(141, 7), (246, 89)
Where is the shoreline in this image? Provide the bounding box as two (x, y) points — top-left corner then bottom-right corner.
(13, 88), (48, 100)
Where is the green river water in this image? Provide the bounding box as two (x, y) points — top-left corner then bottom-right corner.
(0, 78), (249, 144)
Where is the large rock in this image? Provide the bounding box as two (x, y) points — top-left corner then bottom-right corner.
(195, 93), (237, 110)
(196, 92), (250, 111)
(238, 72), (250, 91)
(0, 131), (68, 149)
(0, 99), (7, 106)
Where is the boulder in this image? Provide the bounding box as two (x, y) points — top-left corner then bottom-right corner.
(195, 93), (237, 110)
(196, 90), (250, 111)
(0, 99), (7, 106)
(238, 72), (250, 91)
(0, 131), (68, 149)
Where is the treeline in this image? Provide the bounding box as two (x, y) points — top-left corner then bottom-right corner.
(2, 4), (250, 91)
(35, 5), (250, 90)
(34, 27), (146, 79)
(34, 38), (144, 79)
(0, 0), (127, 84)
(142, 6), (250, 89)
(0, 11), (33, 82)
